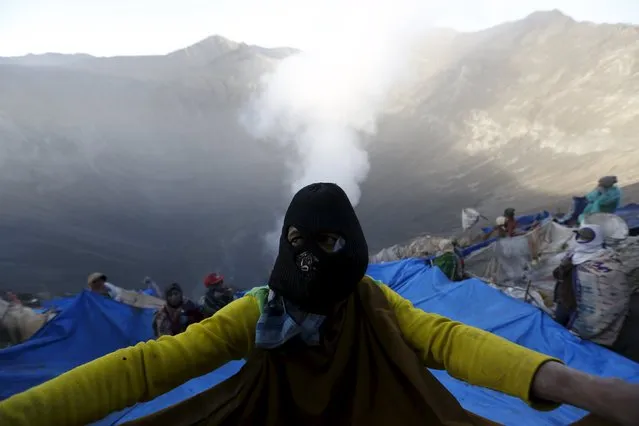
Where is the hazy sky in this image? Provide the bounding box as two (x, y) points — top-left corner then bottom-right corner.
(1, 0), (638, 57)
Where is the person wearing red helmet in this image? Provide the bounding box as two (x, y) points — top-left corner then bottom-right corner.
(199, 273), (234, 318)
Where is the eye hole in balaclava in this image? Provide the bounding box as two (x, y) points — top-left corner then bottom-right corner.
(287, 226), (345, 253)
(268, 182), (369, 314)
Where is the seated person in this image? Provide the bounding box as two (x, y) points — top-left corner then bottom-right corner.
(579, 176), (622, 223)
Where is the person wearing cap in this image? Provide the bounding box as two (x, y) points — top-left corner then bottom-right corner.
(484, 208), (519, 240)
(484, 214), (515, 240)
(199, 273), (235, 318)
(153, 283), (203, 337)
(2, 183), (639, 426)
(579, 176), (622, 224)
(485, 213), (539, 266)
(553, 225), (634, 355)
(86, 273), (122, 302)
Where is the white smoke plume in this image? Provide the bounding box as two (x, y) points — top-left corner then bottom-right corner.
(242, 1), (433, 255)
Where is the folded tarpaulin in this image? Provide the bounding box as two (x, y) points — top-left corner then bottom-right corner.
(1, 260), (638, 425)
(0, 291), (156, 399)
(41, 296), (76, 312)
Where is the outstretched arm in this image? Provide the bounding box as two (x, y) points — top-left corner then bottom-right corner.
(376, 282), (639, 424)
(0, 295), (261, 426)
(379, 283), (556, 407)
(532, 361), (638, 425)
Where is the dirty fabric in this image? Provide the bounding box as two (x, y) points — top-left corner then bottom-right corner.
(572, 251), (631, 346)
(254, 289), (325, 349)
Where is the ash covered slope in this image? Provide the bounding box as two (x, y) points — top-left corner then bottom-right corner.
(0, 36), (295, 293)
(0, 12), (638, 294)
(360, 10), (639, 246)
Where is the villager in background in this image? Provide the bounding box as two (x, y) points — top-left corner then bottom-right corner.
(199, 273), (234, 317)
(4, 292), (21, 305)
(484, 216), (510, 240)
(484, 210), (541, 264)
(579, 176), (622, 224)
(87, 273), (122, 302)
(552, 224), (637, 361)
(152, 283), (203, 337)
(2, 183), (638, 426)
(503, 207), (518, 237)
(430, 239), (466, 281)
(142, 276), (162, 298)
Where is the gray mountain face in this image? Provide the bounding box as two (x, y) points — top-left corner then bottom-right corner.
(0, 11), (637, 295)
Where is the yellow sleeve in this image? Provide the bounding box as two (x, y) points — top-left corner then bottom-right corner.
(376, 282), (560, 410)
(0, 295), (261, 426)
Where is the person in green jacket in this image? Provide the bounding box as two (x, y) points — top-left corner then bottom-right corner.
(579, 176), (622, 223)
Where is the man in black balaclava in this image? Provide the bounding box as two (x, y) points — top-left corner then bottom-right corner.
(267, 182), (369, 314)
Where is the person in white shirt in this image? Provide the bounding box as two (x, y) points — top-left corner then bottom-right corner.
(87, 273), (122, 302)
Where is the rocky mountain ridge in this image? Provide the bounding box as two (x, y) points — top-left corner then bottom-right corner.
(0, 10), (637, 293)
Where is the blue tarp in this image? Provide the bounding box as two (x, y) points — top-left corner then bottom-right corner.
(0, 293), (156, 400)
(616, 203), (639, 233)
(141, 288), (159, 298)
(41, 288), (160, 314)
(2, 260), (638, 425)
(41, 296), (76, 312)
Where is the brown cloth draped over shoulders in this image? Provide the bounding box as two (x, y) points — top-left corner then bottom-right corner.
(123, 280), (610, 426)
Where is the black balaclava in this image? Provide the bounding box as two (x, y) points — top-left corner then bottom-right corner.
(267, 182), (369, 314)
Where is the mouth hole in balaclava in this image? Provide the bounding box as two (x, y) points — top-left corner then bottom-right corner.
(287, 226), (345, 253)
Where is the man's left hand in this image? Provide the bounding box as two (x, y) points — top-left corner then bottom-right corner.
(596, 378), (639, 426)
(532, 362), (639, 426)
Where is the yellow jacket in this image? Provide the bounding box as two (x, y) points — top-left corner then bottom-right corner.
(0, 280), (558, 425)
